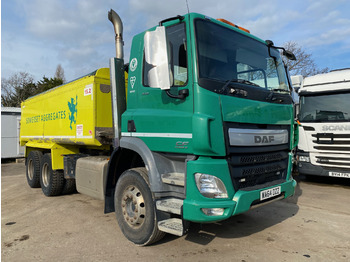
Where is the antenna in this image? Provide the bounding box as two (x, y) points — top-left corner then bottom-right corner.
(186, 0), (190, 14)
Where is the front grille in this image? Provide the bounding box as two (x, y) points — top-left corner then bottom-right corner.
(242, 163), (285, 176)
(238, 169), (285, 189)
(225, 122), (291, 190)
(229, 151), (288, 190)
(314, 146), (350, 151)
(230, 151), (288, 165)
(312, 133), (350, 152)
(304, 132), (350, 168)
(315, 156), (350, 168)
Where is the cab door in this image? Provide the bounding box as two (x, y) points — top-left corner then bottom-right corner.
(127, 22), (194, 154)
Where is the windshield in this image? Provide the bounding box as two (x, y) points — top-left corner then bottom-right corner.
(299, 93), (350, 122)
(195, 19), (289, 95)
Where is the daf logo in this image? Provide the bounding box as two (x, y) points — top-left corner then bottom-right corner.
(228, 128), (288, 146)
(254, 135), (275, 144)
(322, 125), (350, 131)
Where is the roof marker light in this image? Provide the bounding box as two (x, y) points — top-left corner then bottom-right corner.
(216, 18), (250, 33)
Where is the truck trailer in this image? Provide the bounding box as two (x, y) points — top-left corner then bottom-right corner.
(294, 69), (350, 178)
(20, 10), (298, 245)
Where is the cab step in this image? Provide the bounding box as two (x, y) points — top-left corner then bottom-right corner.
(158, 218), (183, 236)
(161, 172), (185, 186)
(156, 198), (183, 215)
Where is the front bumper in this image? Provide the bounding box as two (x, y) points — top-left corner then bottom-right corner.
(298, 160), (325, 176)
(297, 151), (350, 177)
(298, 159), (350, 178)
(183, 156), (296, 223)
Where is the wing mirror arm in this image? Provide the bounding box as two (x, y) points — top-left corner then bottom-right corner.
(166, 89), (189, 100)
(265, 40), (297, 61)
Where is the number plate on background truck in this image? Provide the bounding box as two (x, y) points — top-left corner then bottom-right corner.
(329, 172), (350, 178)
(260, 186), (281, 201)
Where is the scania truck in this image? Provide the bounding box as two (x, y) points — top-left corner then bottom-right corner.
(294, 69), (350, 178)
(20, 10), (298, 245)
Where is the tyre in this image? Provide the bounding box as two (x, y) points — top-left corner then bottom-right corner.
(40, 154), (65, 196)
(62, 178), (77, 195)
(26, 151), (43, 188)
(115, 168), (165, 246)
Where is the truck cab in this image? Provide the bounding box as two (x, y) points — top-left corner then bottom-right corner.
(108, 13), (297, 243)
(294, 69), (350, 178)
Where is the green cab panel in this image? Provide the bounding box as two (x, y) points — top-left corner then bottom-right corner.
(192, 86), (226, 156)
(221, 95), (293, 125)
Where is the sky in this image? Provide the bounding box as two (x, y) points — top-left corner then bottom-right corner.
(2, 0), (350, 82)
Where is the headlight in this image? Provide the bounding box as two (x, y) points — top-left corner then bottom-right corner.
(299, 156), (310, 162)
(195, 173), (228, 198)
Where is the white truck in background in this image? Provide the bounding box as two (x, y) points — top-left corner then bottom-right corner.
(293, 69), (350, 178)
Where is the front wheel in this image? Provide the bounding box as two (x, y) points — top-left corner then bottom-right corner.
(115, 168), (165, 246)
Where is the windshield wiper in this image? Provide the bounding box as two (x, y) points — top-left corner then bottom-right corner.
(234, 79), (260, 87)
(218, 79), (259, 94)
(266, 90), (287, 103)
(271, 88), (290, 94)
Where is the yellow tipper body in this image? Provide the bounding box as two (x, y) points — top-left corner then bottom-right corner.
(20, 68), (113, 169)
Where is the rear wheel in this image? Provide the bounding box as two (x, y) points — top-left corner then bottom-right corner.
(26, 151), (43, 188)
(40, 154), (64, 196)
(115, 168), (165, 246)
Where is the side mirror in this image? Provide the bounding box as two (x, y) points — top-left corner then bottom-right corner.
(265, 40), (297, 61)
(283, 50), (296, 61)
(144, 26), (171, 90)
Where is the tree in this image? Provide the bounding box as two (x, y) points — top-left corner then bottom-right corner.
(1, 72), (64, 107)
(1, 72), (36, 107)
(36, 76), (63, 94)
(54, 64), (66, 83)
(283, 41), (329, 77)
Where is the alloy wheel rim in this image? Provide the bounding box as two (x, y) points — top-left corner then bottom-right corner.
(28, 159), (34, 180)
(42, 163), (50, 187)
(121, 185), (146, 228)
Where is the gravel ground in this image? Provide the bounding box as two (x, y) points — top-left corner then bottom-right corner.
(2, 162), (350, 261)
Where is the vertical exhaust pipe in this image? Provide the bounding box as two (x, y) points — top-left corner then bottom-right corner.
(108, 9), (126, 152)
(108, 9), (124, 59)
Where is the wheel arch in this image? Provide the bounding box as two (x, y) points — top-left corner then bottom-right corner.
(104, 137), (161, 213)
(25, 146), (49, 159)
(24, 142), (78, 170)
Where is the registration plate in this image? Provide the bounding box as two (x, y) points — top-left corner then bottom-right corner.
(329, 172), (350, 178)
(260, 186), (281, 201)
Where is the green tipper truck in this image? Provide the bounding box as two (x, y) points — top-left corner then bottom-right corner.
(20, 10), (298, 245)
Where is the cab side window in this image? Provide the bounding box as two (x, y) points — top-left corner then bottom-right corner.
(166, 23), (188, 86)
(143, 23), (187, 87)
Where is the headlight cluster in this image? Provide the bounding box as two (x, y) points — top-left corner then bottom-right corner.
(195, 173), (228, 199)
(299, 156), (310, 162)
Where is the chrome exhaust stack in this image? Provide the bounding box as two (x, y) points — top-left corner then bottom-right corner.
(108, 9), (124, 59)
(107, 9), (126, 151)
